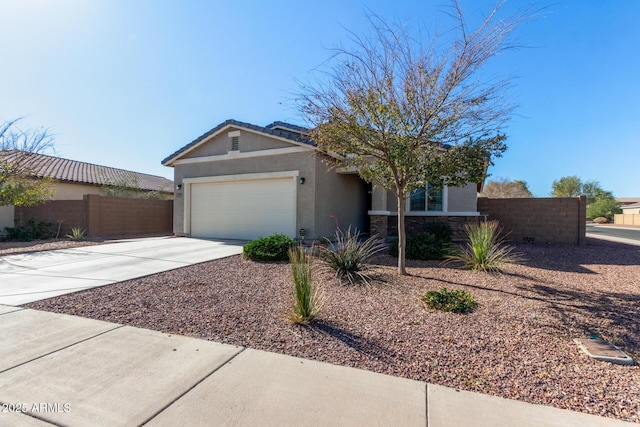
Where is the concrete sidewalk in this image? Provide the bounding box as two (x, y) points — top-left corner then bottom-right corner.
(0, 307), (632, 426)
(0, 237), (244, 305)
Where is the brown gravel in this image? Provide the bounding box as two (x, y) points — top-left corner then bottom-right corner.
(27, 238), (640, 423)
(0, 233), (173, 256)
(0, 239), (102, 256)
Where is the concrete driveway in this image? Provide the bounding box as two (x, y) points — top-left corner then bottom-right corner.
(0, 237), (244, 306)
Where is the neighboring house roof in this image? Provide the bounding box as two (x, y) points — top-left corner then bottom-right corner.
(1, 150), (173, 193)
(616, 197), (640, 206)
(621, 202), (640, 209)
(162, 119), (314, 166)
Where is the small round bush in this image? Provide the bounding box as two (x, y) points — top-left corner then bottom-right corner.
(422, 287), (477, 313)
(389, 233), (446, 260)
(242, 234), (297, 262)
(424, 221), (453, 243)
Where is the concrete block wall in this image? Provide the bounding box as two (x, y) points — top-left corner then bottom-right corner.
(614, 214), (640, 226)
(371, 196), (586, 245)
(14, 200), (86, 237)
(13, 196), (173, 238)
(477, 196), (586, 244)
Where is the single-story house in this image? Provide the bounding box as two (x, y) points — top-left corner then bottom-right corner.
(162, 120), (481, 241)
(621, 203), (640, 215)
(0, 150), (174, 231)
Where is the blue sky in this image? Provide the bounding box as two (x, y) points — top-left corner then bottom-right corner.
(1, 0), (638, 197)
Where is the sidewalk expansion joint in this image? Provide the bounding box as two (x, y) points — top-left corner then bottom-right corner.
(424, 383), (429, 427)
(139, 346), (247, 426)
(0, 325), (125, 375)
(0, 307), (24, 316)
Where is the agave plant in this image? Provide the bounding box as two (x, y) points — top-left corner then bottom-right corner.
(445, 221), (521, 273)
(319, 226), (386, 285)
(66, 227), (87, 241)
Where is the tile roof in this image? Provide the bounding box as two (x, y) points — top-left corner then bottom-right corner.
(162, 119), (314, 166)
(1, 150), (174, 193)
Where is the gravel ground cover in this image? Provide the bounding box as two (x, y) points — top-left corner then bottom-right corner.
(0, 234), (172, 256)
(27, 238), (640, 423)
(0, 239), (102, 256)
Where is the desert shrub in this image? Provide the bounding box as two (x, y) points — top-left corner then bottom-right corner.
(319, 227), (386, 285)
(389, 233), (450, 260)
(586, 198), (621, 220)
(445, 221), (520, 273)
(423, 287), (477, 313)
(4, 219), (55, 242)
(424, 221), (453, 243)
(66, 227), (87, 241)
(286, 246), (323, 324)
(242, 234), (297, 262)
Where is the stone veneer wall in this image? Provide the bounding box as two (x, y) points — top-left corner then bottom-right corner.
(370, 214), (479, 241)
(371, 195), (587, 245)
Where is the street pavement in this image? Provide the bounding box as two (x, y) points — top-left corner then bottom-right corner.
(586, 225), (640, 246)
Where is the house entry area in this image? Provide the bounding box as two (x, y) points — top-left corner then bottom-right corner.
(186, 173), (297, 240)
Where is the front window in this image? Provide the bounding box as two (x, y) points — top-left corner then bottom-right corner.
(409, 183), (444, 212)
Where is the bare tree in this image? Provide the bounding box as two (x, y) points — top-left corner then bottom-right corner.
(297, 1), (532, 274)
(0, 118), (56, 206)
(481, 178), (532, 198)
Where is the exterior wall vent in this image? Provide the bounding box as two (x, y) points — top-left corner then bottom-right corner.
(228, 130), (241, 151)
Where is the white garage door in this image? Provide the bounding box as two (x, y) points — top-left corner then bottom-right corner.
(190, 178), (295, 240)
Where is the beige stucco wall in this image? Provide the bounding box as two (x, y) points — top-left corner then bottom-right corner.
(171, 133), (368, 240)
(184, 126), (293, 158)
(52, 182), (103, 200)
(314, 169), (369, 239)
(447, 183), (478, 212)
(52, 182), (172, 201)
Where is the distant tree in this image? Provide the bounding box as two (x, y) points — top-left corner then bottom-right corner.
(481, 178), (532, 198)
(297, 2), (530, 274)
(0, 118), (55, 206)
(551, 176), (582, 198)
(587, 198), (621, 220)
(581, 180), (613, 204)
(552, 175), (620, 220)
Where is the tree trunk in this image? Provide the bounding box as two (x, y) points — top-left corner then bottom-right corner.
(397, 194), (407, 275)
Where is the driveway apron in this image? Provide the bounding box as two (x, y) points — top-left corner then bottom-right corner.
(0, 237), (244, 306)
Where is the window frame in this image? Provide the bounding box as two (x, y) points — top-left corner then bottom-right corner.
(406, 183), (448, 214)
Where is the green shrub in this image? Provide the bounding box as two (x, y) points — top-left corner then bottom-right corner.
(422, 287), (477, 313)
(424, 221), (453, 243)
(4, 219), (55, 242)
(286, 245), (323, 324)
(586, 198), (621, 220)
(242, 234), (297, 262)
(319, 227), (386, 285)
(66, 227), (87, 241)
(389, 233), (449, 260)
(445, 221), (520, 272)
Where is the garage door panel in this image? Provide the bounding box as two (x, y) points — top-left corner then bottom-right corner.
(190, 178), (295, 240)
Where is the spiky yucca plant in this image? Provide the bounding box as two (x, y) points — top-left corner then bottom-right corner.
(286, 246), (323, 324)
(66, 227), (87, 241)
(319, 227), (386, 285)
(446, 221), (520, 273)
